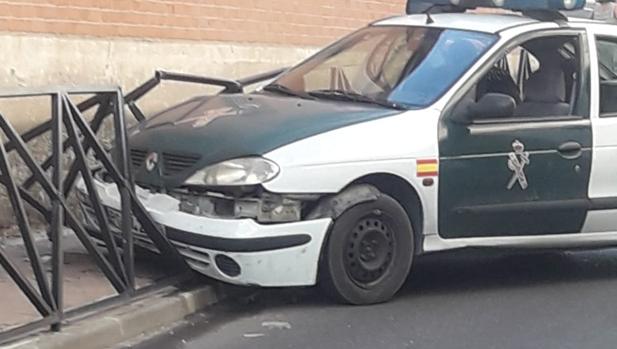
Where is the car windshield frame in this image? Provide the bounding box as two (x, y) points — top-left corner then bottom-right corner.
(263, 25), (498, 109)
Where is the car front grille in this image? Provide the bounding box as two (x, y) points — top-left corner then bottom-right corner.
(129, 148), (201, 176)
(130, 148), (148, 169)
(162, 152), (201, 176)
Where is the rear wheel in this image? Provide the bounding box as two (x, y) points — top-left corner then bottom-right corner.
(320, 193), (414, 305)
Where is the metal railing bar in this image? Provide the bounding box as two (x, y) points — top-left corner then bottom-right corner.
(129, 197), (189, 268)
(8, 66), (287, 167)
(155, 70), (243, 94)
(0, 246), (53, 317)
(27, 179), (127, 296)
(0, 136), (55, 311)
(0, 80), (218, 341)
(50, 94), (64, 331)
(3, 94), (108, 154)
(20, 98), (111, 192)
(62, 96), (127, 283)
(18, 187), (51, 221)
(123, 76), (160, 103)
(236, 67), (288, 86)
(0, 116), (62, 207)
(0, 314), (59, 345)
(8, 66), (284, 157)
(0, 272), (189, 346)
(64, 97), (187, 268)
(61, 206), (128, 293)
(57, 275), (193, 335)
(110, 91), (135, 292)
(0, 114), (127, 294)
(61, 101), (111, 197)
(127, 101), (146, 123)
(17, 184), (127, 294)
(0, 86), (119, 98)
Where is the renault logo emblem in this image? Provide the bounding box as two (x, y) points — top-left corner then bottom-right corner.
(145, 152), (159, 172)
(507, 140), (530, 190)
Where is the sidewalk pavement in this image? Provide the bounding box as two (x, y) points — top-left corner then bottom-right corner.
(0, 229), (233, 349)
(0, 230), (170, 331)
(3, 284), (224, 349)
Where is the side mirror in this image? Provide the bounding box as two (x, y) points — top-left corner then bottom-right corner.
(451, 93), (516, 124)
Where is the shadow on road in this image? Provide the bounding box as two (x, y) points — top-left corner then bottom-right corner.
(125, 247), (617, 348)
(404, 247), (617, 296)
(226, 247), (617, 309)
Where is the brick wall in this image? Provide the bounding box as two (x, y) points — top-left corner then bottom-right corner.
(0, 0), (406, 46)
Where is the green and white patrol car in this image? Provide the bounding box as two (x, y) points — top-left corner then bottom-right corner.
(82, 0), (617, 304)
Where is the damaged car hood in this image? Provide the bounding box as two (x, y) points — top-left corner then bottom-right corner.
(129, 93), (401, 188)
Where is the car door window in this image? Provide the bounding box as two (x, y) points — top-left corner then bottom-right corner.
(457, 34), (587, 122)
(596, 37), (617, 117)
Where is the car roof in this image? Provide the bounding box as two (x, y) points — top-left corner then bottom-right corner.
(373, 13), (546, 34)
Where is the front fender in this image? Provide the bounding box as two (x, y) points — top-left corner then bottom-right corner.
(306, 184), (381, 220)
(262, 109), (441, 238)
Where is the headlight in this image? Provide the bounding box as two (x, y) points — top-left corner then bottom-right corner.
(184, 157), (280, 186)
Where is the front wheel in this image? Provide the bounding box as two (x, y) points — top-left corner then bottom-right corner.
(320, 193), (414, 305)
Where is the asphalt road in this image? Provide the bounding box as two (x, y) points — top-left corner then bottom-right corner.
(124, 248), (617, 349)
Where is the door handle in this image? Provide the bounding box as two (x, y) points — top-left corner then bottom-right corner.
(558, 141), (582, 159)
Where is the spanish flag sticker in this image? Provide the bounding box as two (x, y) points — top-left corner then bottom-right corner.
(417, 159), (438, 177)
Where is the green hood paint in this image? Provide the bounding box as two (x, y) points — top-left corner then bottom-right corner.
(129, 93), (401, 188)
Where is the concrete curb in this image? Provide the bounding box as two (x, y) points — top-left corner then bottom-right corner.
(3, 284), (224, 349)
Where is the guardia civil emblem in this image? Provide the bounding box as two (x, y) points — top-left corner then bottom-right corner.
(507, 140), (530, 190)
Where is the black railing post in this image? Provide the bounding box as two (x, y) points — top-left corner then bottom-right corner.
(0, 81), (203, 344)
(112, 90), (135, 293)
(50, 93), (64, 331)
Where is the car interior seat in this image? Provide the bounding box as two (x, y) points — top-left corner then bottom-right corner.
(514, 65), (570, 117)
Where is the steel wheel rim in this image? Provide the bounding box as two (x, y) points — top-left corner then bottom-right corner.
(344, 216), (395, 288)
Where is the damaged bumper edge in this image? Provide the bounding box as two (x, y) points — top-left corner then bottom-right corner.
(77, 179), (332, 287)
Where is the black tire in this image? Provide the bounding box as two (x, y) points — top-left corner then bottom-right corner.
(320, 193), (414, 305)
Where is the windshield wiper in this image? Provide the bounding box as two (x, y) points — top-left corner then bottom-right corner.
(308, 89), (405, 110)
(262, 83), (315, 100)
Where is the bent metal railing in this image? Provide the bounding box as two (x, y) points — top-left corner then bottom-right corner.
(0, 67), (286, 344)
(0, 86), (190, 344)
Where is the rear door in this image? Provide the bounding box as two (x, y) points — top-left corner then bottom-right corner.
(438, 30), (592, 238)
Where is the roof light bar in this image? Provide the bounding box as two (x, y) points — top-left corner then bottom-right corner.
(407, 0), (585, 12)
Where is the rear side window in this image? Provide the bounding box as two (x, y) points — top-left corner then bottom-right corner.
(596, 36), (617, 117)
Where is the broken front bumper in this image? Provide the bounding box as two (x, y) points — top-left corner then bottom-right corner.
(78, 180), (332, 287)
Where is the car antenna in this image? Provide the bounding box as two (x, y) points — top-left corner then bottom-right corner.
(424, 5), (435, 24)
(426, 12), (434, 24)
